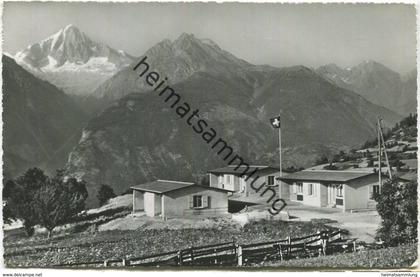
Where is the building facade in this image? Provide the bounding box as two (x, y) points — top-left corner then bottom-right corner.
(207, 165), (280, 197)
(279, 170), (379, 211)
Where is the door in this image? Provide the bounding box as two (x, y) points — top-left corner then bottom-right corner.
(240, 177), (246, 193)
(327, 184), (336, 206)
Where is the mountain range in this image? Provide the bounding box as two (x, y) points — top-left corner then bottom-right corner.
(316, 62), (416, 115)
(14, 25), (135, 96)
(6, 26), (410, 207)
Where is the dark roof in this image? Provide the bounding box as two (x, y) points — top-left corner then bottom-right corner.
(279, 170), (376, 183)
(208, 165), (279, 175)
(131, 180), (234, 194)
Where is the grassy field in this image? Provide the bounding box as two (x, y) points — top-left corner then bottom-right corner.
(264, 243), (417, 269)
(4, 220), (331, 267)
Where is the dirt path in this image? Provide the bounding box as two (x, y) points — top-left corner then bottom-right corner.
(285, 207), (380, 242)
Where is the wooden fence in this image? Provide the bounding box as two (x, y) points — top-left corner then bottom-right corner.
(55, 229), (378, 267)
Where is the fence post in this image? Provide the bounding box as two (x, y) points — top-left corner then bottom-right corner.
(353, 241), (357, 252)
(190, 247), (194, 265)
(213, 247), (218, 264)
(278, 244), (283, 261)
(236, 244), (243, 266)
(338, 229), (342, 240)
(178, 250), (183, 266)
(122, 259), (130, 266)
(322, 231), (328, 256)
(287, 236), (291, 257)
(316, 230), (322, 257)
(103, 260), (109, 267)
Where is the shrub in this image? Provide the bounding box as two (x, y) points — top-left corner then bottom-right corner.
(97, 184), (116, 206)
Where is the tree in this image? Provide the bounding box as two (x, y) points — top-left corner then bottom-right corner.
(97, 184), (116, 206)
(315, 154), (329, 165)
(374, 178), (417, 246)
(3, 168), (48, 236)
(34, 172), (88, 238)
(4, 168), (88, 238)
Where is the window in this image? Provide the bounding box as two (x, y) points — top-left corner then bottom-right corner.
(267, 176), (275, 186)
(336, 185), (343, 197)
(372, 185), (380, 199)
(193, 195), (202, 208)
(225, 175), (233, 184)
(297, 182), (303, 194)
(218, 175), (224, 188)
(191, 195), (209, 209)
(308, 183), (314, 195)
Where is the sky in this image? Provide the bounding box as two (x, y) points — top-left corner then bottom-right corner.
(3, 2), (417, 74)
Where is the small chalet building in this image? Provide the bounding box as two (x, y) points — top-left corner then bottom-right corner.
(207, 165), (280, 196)
(279, 170), (379, 211)
(131, 180), (232, 218)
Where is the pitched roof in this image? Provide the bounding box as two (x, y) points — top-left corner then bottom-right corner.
(130, 180), (234, 194)
(131, 180), (195, 194)
(208, 165), (279, 175)
(401, 159), (418, 170)
(279, 170), (375, 183)
(396, 172), (417, 182)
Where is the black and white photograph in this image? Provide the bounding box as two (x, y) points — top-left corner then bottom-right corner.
(1, 1), (418, 272)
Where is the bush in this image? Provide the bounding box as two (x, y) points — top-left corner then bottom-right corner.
(97, 184), (116, 206)
(374, 178), (417, 246)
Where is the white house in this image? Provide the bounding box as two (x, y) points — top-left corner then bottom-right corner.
(279, 170), (380, 211)
(131, 180), (232, 218)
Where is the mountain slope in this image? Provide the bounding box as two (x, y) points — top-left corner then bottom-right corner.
(14, 25), (135, 96)
(316, 61), (416, 115)
(400, 69), (417, 114)
(3, 55), (87, 179)
(67, 72), (274, 206)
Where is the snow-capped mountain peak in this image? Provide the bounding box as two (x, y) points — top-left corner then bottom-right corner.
(14, 25), (136, 95)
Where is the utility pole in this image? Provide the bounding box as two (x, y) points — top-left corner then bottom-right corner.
(379, 119), (392, 178)
(378, 118), (382, 188)
(377, 117), (392, 193)
(278, 123), (282, 178)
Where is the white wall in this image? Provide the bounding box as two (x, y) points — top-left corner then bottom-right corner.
(164, 186), (229, 218)
(144, 192), (156, 217)
(132, 190), (144, 212)
(289, 181), (322, 207)
(344, 174), (377, 210)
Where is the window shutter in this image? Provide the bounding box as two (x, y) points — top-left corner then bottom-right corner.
(189, 195), (194, 208)
(203, 195), (209, 208)
(293, 183), (297, 193)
